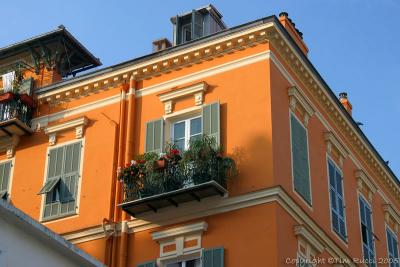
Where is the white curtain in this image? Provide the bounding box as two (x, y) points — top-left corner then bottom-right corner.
(2, 71), (15, 92)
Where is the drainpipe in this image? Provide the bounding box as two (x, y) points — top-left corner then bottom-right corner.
(119, 76), (136, 267)
(110, 82), (128, 267)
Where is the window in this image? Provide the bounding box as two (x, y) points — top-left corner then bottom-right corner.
(327, 159), (347, 241)
(290, 113), (311, 205)
(359, 196), (376, 267)
(145, 102), (220, 154)
(0, 160), (12, 200)
(172, 116), (202, 151)
(386, 227), (400, 267)
(181, 23), (192, 43)
(166, 258), (200, 267)
(39, 141), (82, 220)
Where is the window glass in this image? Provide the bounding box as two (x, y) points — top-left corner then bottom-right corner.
(182, 23), (192, 43)
(173, 116), (202, 151)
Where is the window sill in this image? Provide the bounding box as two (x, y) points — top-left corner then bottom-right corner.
(41, 212), (77, 223)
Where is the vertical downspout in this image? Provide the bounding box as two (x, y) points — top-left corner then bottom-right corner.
(111, 83), (128, 267)
(119, 76), (136, 267)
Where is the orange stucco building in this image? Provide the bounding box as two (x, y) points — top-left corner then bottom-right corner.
(1, 5), (399, 267)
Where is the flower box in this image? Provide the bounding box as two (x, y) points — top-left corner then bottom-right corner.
(0, 92), (14, 103)
(154, 158), (168, 170)
(19, 94), (35, 108)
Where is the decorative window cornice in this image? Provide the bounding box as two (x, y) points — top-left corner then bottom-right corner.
(294, 225), (324, 254)
(288, 86), (314, 126)
(158, 82), (208, 114)
(0, 135), (20, 158)
(324, 131), (348, 167)
(383, 203), (400, 233)
(152, 221), (208, 241)
(44, 116), (88, 145)
(355, 169), (377, 202)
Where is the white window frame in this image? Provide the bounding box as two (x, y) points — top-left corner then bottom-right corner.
(158, 250), (202, 267)
(171, 115), (202, 151)
(326, 156), (348, 244)
(39, 138), (85, 223)
(289, 111), (313, 209)
(0, 158), (15, 202)
(386, 225), (400, 267)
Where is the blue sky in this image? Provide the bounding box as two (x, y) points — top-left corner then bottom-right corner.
(2, 1), (400, 177)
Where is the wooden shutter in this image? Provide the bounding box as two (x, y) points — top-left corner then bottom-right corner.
(290, 114), (311, 204)
(60, 142), (81, 214)
(202, 102), (220, 146)
(136, 261), (156, 267)
(0, 161), (12, 198)
(145, 119), (163, 154)
(203, 247), (224, 267)
(43, 141), (82, 219)
(43, 147), (64, 218)
(328, 160), (346, 239)
(19, 77), (34, 95)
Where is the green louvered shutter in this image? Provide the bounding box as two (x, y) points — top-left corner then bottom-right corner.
(60, 141), (81, 214)
(19, 77), (34, 95)
(192, 10), (203, 40)
(203, 247), (224, 267)
(0, 161), (12, 199)
(290, 114), (311, 204)
(43, 146), (64, 218)
(145, 119), (164, 154)
(137, 261), (157, 267)
(202, 102), (220, 146)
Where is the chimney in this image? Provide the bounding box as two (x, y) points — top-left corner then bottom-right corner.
(278, 12), (309, 55)
(339, 92), (352, 116)
(152, 38), (172, 52)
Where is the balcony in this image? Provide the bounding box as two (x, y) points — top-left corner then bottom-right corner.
(0, 92), (34, 137)
(119, 137), (236, 217)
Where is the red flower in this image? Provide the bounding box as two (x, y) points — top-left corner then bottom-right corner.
(170, 149), (180, 155)
(137, 159), (146, 164)
(125, 163), (131, 167)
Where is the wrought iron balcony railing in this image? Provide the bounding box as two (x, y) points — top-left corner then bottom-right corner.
(0, 92), (34, 136)
(119, 154), (231, 217)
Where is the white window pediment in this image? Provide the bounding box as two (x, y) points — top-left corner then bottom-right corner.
(288, 86), (314, 126)
(158, 82), (208, 114)
(294, 225), (324, 254)
(152, 222), (207, 259)
(44, 116), (88, 146)
(355, 169), (377, 202)
(324, 131), (349, 167)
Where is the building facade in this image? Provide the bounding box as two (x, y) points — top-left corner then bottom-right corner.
(0, 5), (399, 267)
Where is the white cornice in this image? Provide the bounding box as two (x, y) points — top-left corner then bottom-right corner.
(63, 186), (355, 266)
(37, 22), (275, 102)
(383, 203), (400, 227)
(355, 169), (377, 194)
(151, 222), (208, 241)
(158, 82), (207, 103)
(288, 86), (314, 117)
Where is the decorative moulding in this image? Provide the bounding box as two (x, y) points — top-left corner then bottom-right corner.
(294, 225), (324, 254)
(383, 203), (400, 233)
(44, 116), (88, 146)
(355, 169), (377, 202)
(324, 131), (349, 167)
(152, 221), (208, 241)
(288, 86), (314, 126)
(158, 82), (208, 114)
(0, 135), (20, 158)
(152, 222), (207, 259)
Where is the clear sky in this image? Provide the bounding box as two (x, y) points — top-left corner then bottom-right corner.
(2, 1), (399, 177)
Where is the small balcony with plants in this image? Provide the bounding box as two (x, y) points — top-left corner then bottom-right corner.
(119, 136), (236, 217)
(0, 69), (34, 137)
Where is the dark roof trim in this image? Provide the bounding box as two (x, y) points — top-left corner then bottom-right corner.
(0, 26), (101, 74)
(35, 15), (399, 186)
